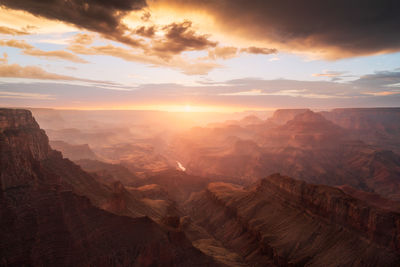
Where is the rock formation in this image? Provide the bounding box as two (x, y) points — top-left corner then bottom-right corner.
(0, 109), (218, 266)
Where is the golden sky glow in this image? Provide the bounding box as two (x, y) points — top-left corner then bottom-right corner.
(0, 0), (399, 110)
(0, 7), (76, 34)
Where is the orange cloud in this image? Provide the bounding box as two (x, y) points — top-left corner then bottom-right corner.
(72, 33), (94, 45)
(0, 25), (29, 35)
(22, 49), (88, 63)
(0, 54), (114, 84)
(0, 39), (33, 49)
(0, 91), (54, 100)
(240, 47), (277, 55)
(68, 43), (220, 75)
(208, 46), (238, 59)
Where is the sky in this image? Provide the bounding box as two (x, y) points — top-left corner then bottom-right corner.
(0, 0), (399, 112)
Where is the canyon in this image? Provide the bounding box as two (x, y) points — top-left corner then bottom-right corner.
(1, 107), (400, 266)
(0, 109), (218, 266)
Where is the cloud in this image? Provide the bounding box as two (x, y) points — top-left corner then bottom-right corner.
(140, 11), (151, 22)
(72, 33), (94, 45)
(68, 43), (220, 75)
(312, 71), (348, 78)
(2, 70), (400, 109)
(208, 46), (238, 59)
(0, 91), (54, 100)
(353, 70), (400, 88)
(0, 25), (29, 35)
(4, 0), (400, 59)
(0, 62), (89, 81)
(151, 21), (217, 55)
(157, 0), (400, 58)
(0, 53), (8, 64)
(134, 25), (156, 38)
(363, 91), (400, 96)
(312, 71), (352, 81)
(0, 39), (33, 49)
(0, 37), (88, 63)
(22, 49), (88, 63)
(240, 47), (277, 55)
(207, 46), (277, 60)
(0, 0), (146, 47)
(0, 55), (117, 84)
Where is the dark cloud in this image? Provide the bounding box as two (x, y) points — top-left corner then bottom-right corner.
(4, 0), (400, 58)
(134, 25), (156, 38)
(0, 0), (146, 46)
(140, 11), (151, 22)
(353, 71), (400, 88)
(160, 0), (400, 58)
(152, 21), (217, 55)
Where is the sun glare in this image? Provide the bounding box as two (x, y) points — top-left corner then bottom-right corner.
(184, 105), (192, 112)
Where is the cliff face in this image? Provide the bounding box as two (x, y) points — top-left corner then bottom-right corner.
(0, 109), (52, 190)
(0, 109), (218, 266)
(185, 174), (400, 266)
(50, 140), (98, 161)
(260, 174), (400, 251)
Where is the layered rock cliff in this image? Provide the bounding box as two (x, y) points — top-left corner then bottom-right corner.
(260, 174), (400, 251)
(0, 109), (218, 266)
(185, 173), (400, 266)
(0, 109), (52, 190)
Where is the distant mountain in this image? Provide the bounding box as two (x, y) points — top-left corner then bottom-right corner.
(185, 173), (400, 266)
(173, 109), (400, 200)
(268, 108), (310, 125)
(0, 109), (218, 266)
(321, 108), (400, 153)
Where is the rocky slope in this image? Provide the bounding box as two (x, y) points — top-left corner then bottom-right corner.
(50, 140), (98, 161)
(75, 159), (139, 186)
(185, 173), (400, 266)
(0, 109), (218, 266)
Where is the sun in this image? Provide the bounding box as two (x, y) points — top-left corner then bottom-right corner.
(184, 105), (192, 112)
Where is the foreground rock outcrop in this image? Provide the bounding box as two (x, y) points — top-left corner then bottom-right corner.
(185, 173), (400, 266)
(0, 109), (218, 266)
